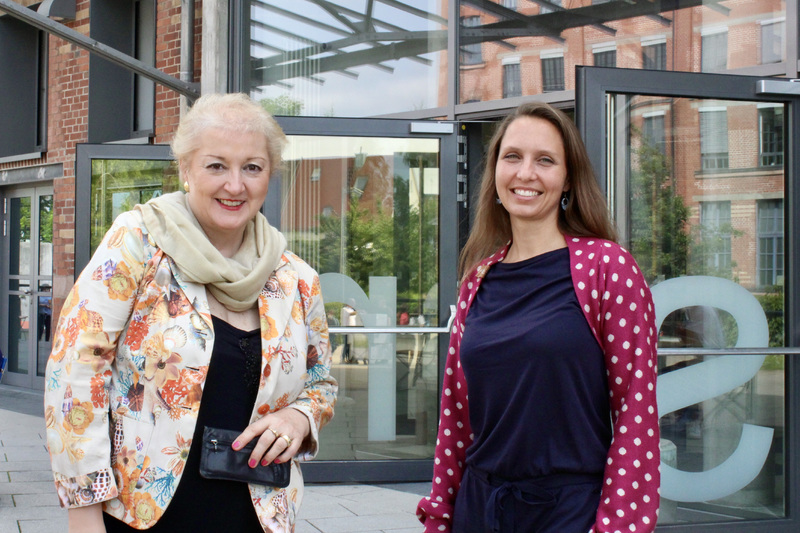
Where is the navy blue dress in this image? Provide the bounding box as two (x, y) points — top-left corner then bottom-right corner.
(104, 316), (264, 532)
(454, 248), (611, 533)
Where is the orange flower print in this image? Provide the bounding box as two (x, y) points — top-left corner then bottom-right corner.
(105, 261), (137, 301)
(142, 333), (183, 387)
(261, 314), (278, 341)
(77, 331), (114, 373)
(115, 445), (138, 474)
(130, 492), (163, 528)
(63, 399), (94, 435)
(145, 351), (182, 388)
(162, 433), (192, 476)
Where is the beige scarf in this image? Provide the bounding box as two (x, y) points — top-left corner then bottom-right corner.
(136, 191), (286, 312)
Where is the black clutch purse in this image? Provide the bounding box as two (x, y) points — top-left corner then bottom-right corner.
(199, 426), (291, 488)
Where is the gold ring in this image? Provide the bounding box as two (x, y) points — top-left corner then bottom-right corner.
(269, 428), (280, 439)
(280, 434), (292, 447)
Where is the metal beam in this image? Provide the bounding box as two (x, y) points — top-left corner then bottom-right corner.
(0, 0), (199, 99)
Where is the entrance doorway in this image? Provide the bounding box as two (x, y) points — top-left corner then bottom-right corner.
(576, 66), (799, 530)
(1, 185), (54, 390)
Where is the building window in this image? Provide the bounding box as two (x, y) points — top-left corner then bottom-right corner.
(594, 49), (616, 68)
(501, 0), (518, 9)
(460, 16), (482, 66)
(699, 109), (729, 170)
(89, 0), (155, 142)
(642, 41), (666, 70)
(761, 19), (785, 64)
(503, 62), (522, 98)
(759, 106), (783, 167)
(0, 6), (47, 160)
(542, 55), (565, 92)
(643, 114), (666, 155)
(702, 31), (728, 71)
(700, 201), (732, 273)
(757, 200), (784, 288)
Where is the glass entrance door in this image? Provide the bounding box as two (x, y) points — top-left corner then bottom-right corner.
(2, 185), (54, 389)
(576, 67), (799, 531)
(274, 116), (459, 482)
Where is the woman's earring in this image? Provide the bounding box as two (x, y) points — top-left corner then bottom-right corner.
(495, 197), (502, 205)
(560, 192), (569, 211)
(183, 181), (190, 193)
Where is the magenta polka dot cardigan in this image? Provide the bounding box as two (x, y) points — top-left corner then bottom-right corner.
(417, 236), (661, 533)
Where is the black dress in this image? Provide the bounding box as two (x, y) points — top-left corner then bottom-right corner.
(454, 248), (610, 533)
(104, 316), (264, 531)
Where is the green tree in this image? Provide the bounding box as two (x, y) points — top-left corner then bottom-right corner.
(260, 95), (304, 116)
(90, 159), (179, 252)
(630, 136), (690, 283)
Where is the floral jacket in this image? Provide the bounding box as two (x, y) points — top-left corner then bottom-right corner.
(417, 236), (661, 533)
(44, 210), (337, 532)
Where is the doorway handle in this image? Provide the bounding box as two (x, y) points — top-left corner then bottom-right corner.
(329, 304), (457, 335)
(22, 288), (32, 295)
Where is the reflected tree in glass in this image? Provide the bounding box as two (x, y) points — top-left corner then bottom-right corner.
(90, 159), (179, 254)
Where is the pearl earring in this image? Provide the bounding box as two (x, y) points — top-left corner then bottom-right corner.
(183, 181), (190, 193)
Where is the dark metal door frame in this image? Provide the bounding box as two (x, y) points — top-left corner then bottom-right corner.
(275, 116), (458, 483)
(575, 65), (800, 532)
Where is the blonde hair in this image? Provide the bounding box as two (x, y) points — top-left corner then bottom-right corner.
(459, 101), (618, 278)
(171, 93), (286, 174)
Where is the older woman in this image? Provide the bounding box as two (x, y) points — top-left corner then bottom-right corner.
(417, 102), (660, 533)
(44, 93), (336, 532)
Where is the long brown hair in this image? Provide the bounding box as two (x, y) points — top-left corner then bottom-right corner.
(459, 102), (618, 278)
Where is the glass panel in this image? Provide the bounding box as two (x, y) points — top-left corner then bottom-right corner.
(38, 194), (53, 276)
(246, 0), (448, 117)
(7, 288), (30, 375)
(610, 95), (786, 522)
(37, 194), (54, 378)
(659, 356), (785, 522)
(90, 159), (179, 255)
(281, 134), (440, 459)
(9, 197), (32, 276)
(457, 1), (785, 105)
(37, 282), (53, 378)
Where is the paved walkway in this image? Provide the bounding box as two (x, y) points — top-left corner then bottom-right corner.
(0, 384), (428, 533)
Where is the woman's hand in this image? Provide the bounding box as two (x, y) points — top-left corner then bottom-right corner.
(68, 504), (106, 533)
(233, 408), (312, 468)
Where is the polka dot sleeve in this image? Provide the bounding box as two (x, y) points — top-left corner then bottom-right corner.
(569, 238), (661, 533)
(416, 275), (478, 532)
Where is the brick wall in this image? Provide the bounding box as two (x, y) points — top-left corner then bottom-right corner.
(0, 0), (201, 320)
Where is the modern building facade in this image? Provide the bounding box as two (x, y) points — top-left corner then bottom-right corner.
(1, 0), (799, 530)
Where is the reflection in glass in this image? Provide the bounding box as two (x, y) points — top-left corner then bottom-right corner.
(658, 357), (784, 523)
(37, 194), (54, 377)
(611, 94), (786, 521)
(281, 135), (440, 460)
(7, 292), (30, 375)
(456, 1), (785, 105)
(246, 0), (447, 117)
(245, 1), (786, 112)
(90, 159), (179, 255)
(37, 283), (53, 378)
(10, 197), (32, 277)
(38, 195), (53, 276)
